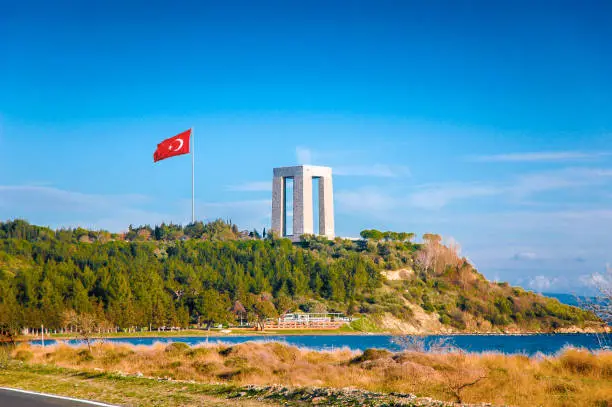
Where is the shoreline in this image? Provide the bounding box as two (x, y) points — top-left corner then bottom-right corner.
(20, 329), (611, 343)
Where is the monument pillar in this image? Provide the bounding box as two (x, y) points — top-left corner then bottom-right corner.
(318, 172), (334, 237)
(271, 173), (285, 236)
(272, 165), (335, 242)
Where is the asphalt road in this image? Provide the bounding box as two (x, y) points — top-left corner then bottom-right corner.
(0, 388), (117, 407)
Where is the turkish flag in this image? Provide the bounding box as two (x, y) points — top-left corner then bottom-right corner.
(153, 129), (191, 162)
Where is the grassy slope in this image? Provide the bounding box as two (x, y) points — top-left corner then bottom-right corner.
(6, 341), (612, 407)
(369, 270), (604, 333)
(0, 365), (468, 407)
(0, 365), (274, 407)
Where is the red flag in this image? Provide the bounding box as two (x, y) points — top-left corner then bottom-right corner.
(153, 129), (191, 162)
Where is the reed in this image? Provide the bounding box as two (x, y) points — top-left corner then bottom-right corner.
(12, 342), (612, 407)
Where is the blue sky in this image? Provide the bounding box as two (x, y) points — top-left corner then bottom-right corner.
(1, 0), (611, 294)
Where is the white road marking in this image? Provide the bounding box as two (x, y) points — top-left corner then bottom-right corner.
(0, 387), (119, 406)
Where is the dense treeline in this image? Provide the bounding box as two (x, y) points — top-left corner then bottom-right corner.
(0, 220), (385, 332)
(0, 220), (602, 335)
(0, 218), (249, 243)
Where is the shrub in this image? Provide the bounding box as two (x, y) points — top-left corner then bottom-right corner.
(224, 356), (249, 369)
(77, 349), (93, 361)
(559, 349), (599, 375)
(422, 295), (435, 312)
(449, 310), (466, 330)
(13, 349), (33, 362)
(351, 348), (393, 364)
(494, 297), (513, 315)
(434, 280), (449, 292)
(387, 304), (414, 321)
(192, 361), (220, 374)
(268, 342), (299, 362)
(512, 312), (524, 324)
(165, 342), (190, 355)
(186, 347), (212, 358)
(487, 312), (511, 326)
(217, 366), (262, 380)
(0, 347), (10, 369)
(218, 346), (234, 357)
(439, 313), (451, 325)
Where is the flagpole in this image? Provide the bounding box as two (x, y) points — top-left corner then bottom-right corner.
(191, 127), (195, 224)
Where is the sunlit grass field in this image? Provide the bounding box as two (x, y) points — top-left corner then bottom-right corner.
(3, 341), (611, 406)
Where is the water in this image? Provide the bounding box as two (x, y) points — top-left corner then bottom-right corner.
(30, 333), (612, 355)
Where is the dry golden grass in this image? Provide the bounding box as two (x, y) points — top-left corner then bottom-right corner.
(12, 341), (612, 407)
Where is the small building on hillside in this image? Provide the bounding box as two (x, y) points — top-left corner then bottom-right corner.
(265, 312), (351, 329)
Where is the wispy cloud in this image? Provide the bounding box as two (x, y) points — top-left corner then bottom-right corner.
(407, 167), (612, 210)
(0, 185), (149, 211)
(227, 181), (271, 192)
(296, 146), (313, 165)
(335, 187), (397, 214)
(296, 147), (410, 178)
(408, 184), (501, 210)
(335, 164), (410, 178)
(529, 275), (558, 292)
(510, 167), (612, 197)
(513, 251), (538, 261)
(471, 151), (610, 163)
(0, 185), (166, 231)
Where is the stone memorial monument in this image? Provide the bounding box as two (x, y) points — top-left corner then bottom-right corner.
(271, 165), (335, 241)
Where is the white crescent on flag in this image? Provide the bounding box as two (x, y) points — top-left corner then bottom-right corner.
(169, 139), (184, 151)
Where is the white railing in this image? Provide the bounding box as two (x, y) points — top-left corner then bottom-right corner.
(265, 313), (351, 327)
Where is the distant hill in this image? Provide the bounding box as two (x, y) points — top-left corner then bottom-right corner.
(543, 293), (585, 307)
(544, 292), (609, 308)
(0, 219), (604, 335)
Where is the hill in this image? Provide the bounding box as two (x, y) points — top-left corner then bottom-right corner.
(543, 293), (583, 307)
(0, 219), (604, 335)
(543, 292), (609, 308)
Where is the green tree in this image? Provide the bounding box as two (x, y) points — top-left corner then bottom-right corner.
(360, 229), (384, 241)
(248, 293), (277, 331)
(194, 289), (232, 329)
